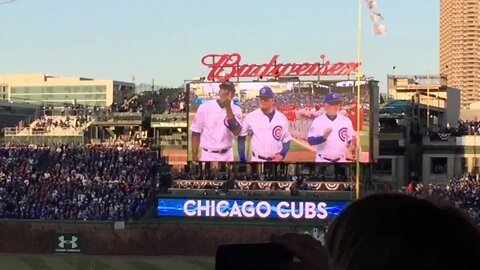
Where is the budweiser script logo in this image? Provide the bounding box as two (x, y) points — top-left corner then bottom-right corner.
(201, 53), (361, 82)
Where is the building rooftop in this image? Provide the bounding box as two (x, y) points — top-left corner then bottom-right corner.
(380, 100), (412, 116)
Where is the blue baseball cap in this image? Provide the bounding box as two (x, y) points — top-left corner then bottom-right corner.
(219, 82), (236, 94)
(324, 93), (343, 104)
(258, 86), (275, 99)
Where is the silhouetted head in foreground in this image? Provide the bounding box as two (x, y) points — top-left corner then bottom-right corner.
(326, 193), (480, 270)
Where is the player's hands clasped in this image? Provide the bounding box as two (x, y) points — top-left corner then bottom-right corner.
(323, 128), (333, 139)
(345, 147), (356, 160)
(273, 154), (284, 162)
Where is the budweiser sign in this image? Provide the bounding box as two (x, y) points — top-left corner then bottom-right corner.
(201, 53), (360, 82)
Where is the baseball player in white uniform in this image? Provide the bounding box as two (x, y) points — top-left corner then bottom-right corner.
(238, 86), (292, 162)
(191, 82), (242, 162)
(307, 93), (356, 163)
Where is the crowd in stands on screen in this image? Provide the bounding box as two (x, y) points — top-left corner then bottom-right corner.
(0, 144), (159, 220)
(240, 91), (364, 120)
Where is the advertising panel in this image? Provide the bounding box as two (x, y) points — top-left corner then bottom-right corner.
(158, 198), (349, 220)
(54, 233), (82, 253)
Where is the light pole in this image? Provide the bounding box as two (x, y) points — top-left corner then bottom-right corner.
(355, 0), (363, 200)
(427, 74), (430, 129)
(388, 66), (396, 102)
(474, 130), (477, 175)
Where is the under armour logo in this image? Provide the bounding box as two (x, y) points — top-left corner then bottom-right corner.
(59, 235), (78, 249)
(261, 89), (266, 93)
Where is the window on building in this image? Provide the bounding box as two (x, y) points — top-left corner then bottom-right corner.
(473, 157), (480, 174)
(95, 86), (106, 92)
(373, 158), (392, 175)
(461, 158), (468, 174)
(431, 157), (448, 175)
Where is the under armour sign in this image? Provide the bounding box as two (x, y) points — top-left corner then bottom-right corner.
(54, 234), (82, 253)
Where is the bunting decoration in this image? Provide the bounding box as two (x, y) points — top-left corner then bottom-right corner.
(365, 0), (387, 35)
(437, 132), (451, 141)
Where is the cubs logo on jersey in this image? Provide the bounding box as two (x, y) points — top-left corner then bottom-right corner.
(338, 127), (348, 142)
(272, 125), (283, 141)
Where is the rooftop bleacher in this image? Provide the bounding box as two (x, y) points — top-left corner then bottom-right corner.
(15, 115), (93, 136)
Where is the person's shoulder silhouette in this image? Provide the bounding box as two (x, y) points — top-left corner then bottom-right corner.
(326, 193), (480, 270)
(274, 193), (480, 270)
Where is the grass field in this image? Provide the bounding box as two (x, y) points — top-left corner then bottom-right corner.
(0, 255), (214, 270)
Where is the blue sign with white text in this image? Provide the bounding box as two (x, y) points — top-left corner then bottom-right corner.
(195, 98), (240, 105)
(157, 198), (349, 220)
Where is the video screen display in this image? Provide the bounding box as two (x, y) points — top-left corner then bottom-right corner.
(157, 198), (349, 220)
(188, 81), (371, 163)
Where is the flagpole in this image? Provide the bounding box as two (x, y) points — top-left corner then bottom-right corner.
(356, 0), (363, 200)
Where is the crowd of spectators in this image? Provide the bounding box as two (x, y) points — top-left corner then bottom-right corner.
(111, 95), (141, 113)
(0, 144), (159, 221)
(110, 89), (186, 115)
(164, 92), (186, 114)
(403, 175), (480, 224)
(44, 103), (96, 117)
(454, 120), (480, 136)
(4, 140), (478, 226)
(31, 115), (90, 133)
(428, 120), (480, 138)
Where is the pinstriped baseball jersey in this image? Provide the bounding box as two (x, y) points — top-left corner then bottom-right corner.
(240, 109), (292, 158)
(191, 100), (242, 150)
(308, 114), (355, 160)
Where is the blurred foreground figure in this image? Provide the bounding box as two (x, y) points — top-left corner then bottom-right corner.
(274, 193), (480, 270)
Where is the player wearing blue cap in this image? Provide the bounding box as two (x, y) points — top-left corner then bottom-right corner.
(307, 93), (356, 162)
(190, 82), (242, 161)
(238, 86), (292, 162)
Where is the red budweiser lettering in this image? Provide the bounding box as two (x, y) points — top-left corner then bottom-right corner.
(201, 53), (360, 81)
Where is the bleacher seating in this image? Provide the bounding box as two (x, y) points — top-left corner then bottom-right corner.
(15, 115), (93, 136)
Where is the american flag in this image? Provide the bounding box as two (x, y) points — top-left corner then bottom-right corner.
(365, 0), (387, 36)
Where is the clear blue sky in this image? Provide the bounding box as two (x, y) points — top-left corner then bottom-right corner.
(0, 0), (439, 92)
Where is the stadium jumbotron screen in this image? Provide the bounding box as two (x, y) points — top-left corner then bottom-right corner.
(187, 81), (371, 163)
